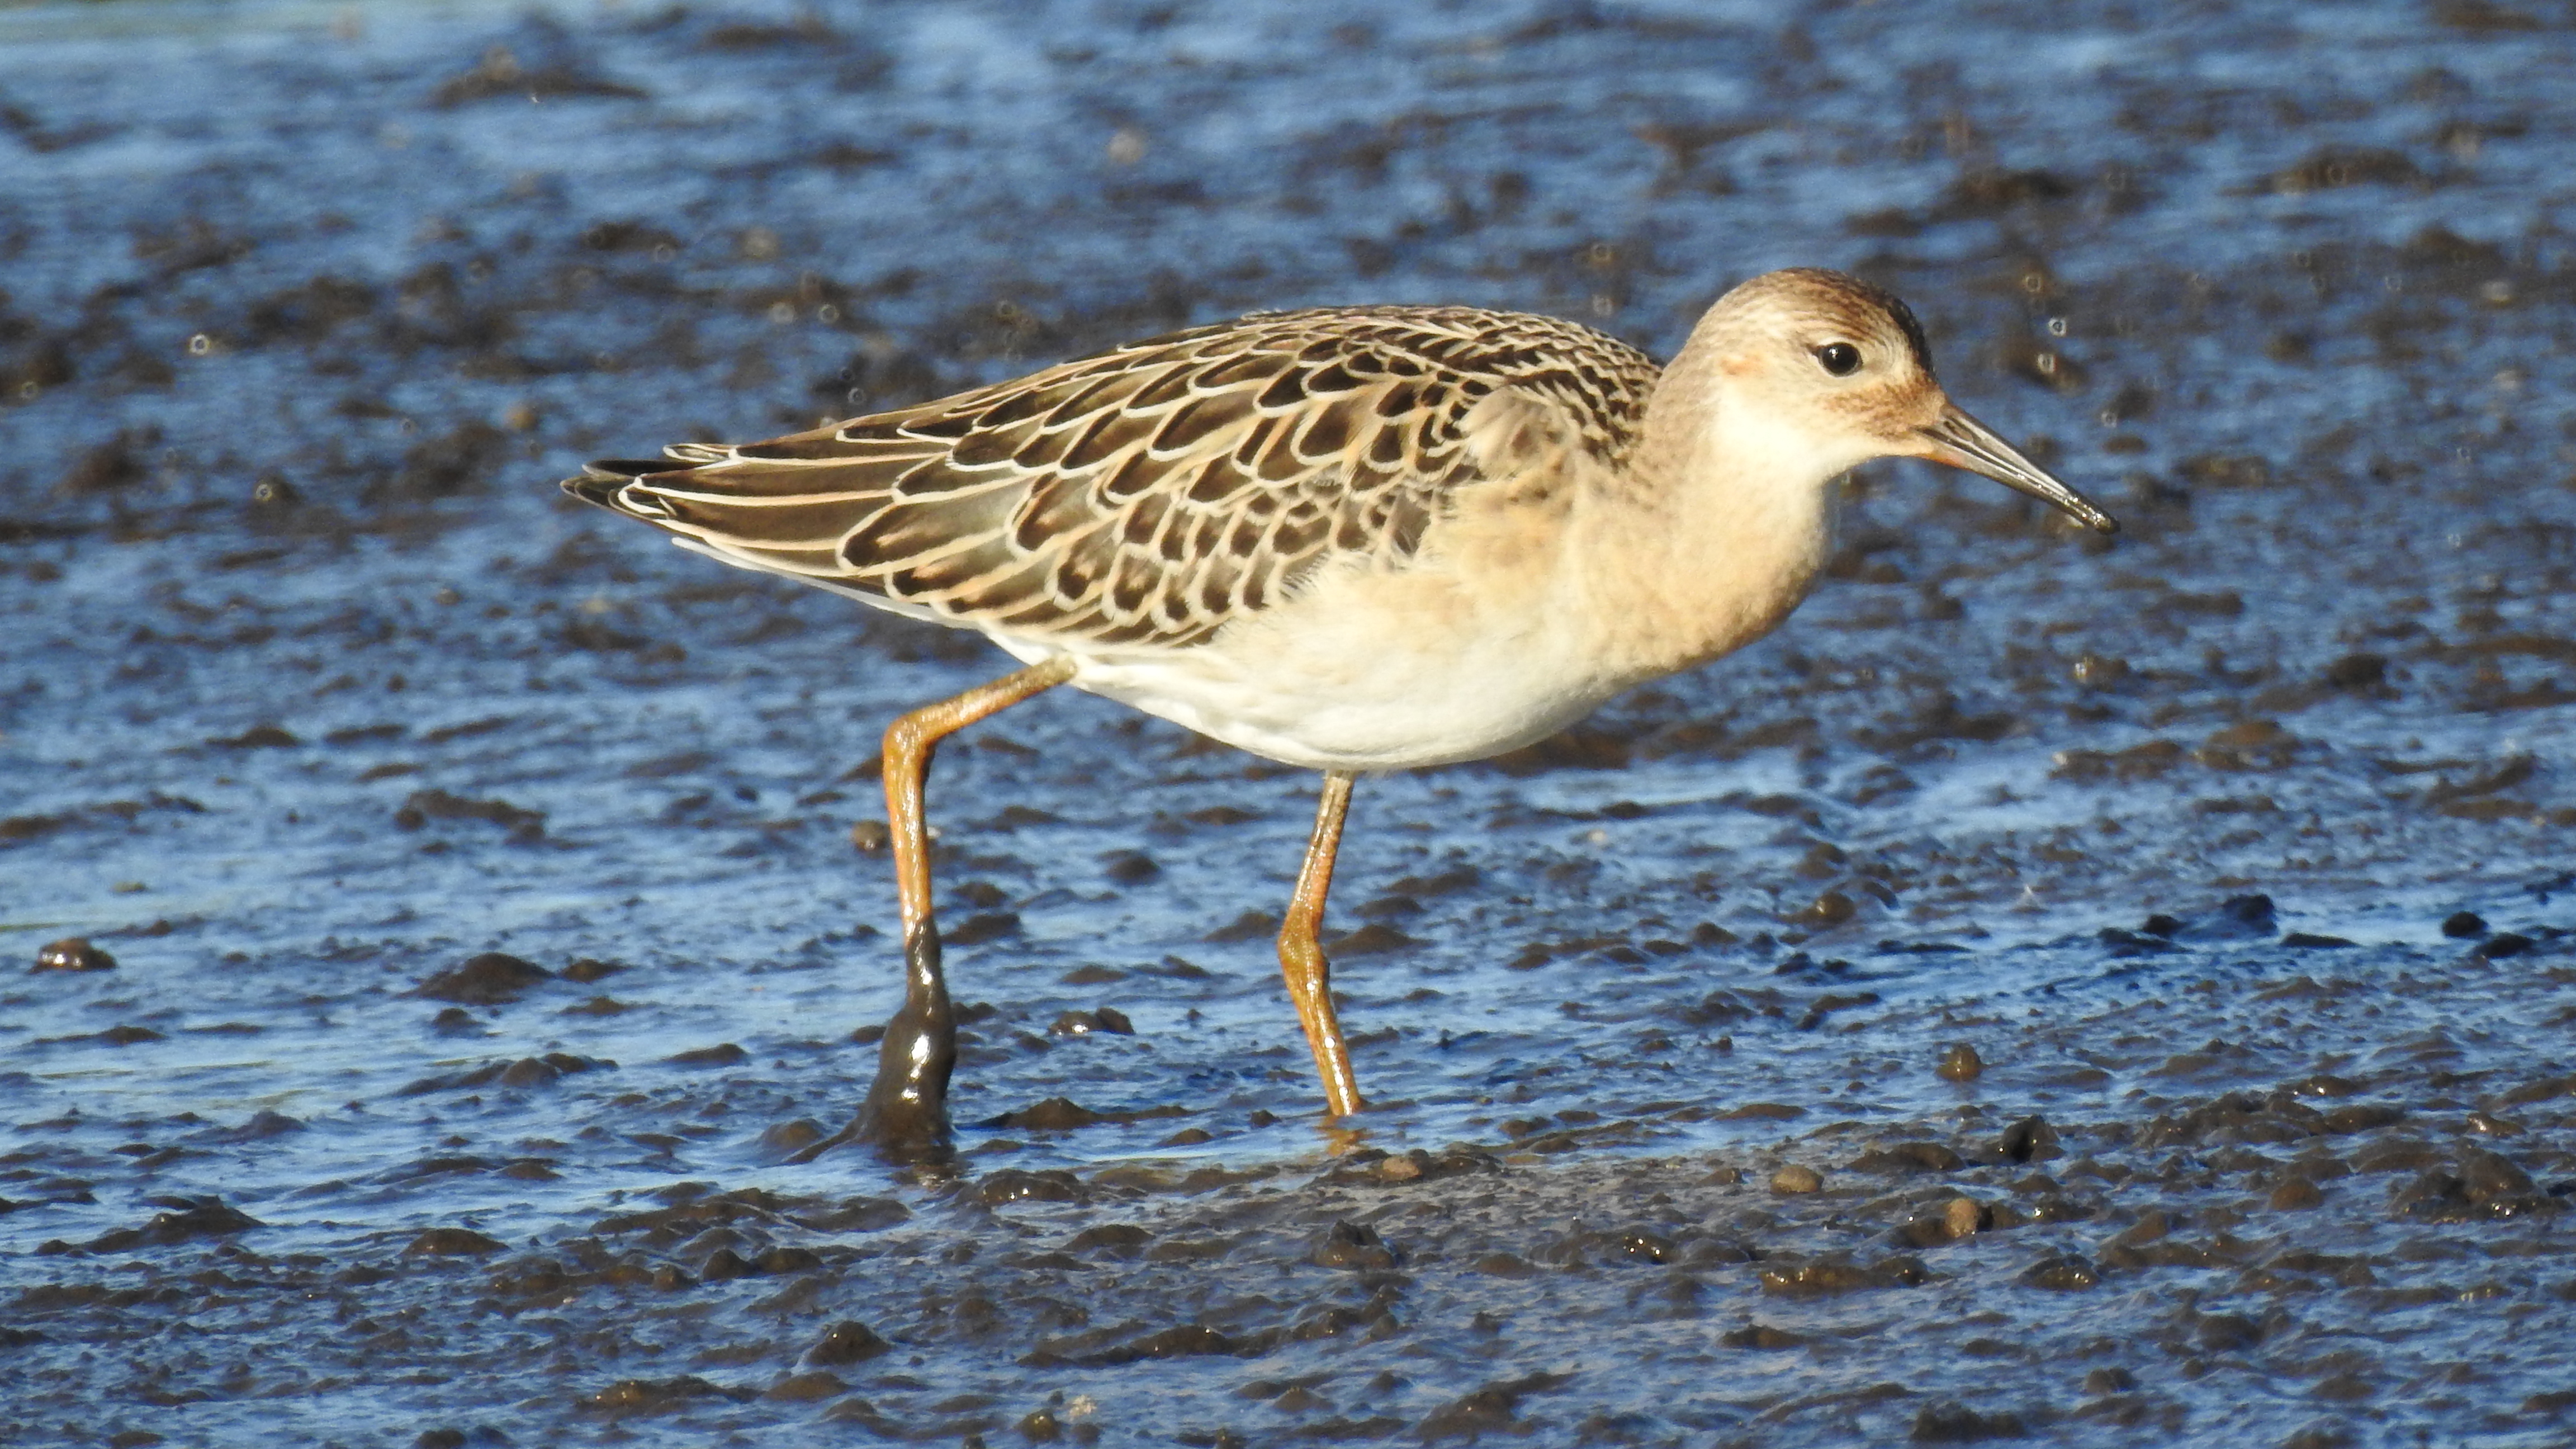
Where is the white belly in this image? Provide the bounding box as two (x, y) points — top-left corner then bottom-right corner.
(1002, 556), (1621, 772)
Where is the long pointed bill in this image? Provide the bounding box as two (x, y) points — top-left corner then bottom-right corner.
(1917, 405), (2119, 535)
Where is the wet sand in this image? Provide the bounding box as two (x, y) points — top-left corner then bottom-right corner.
(4, 0), (2576, 1444)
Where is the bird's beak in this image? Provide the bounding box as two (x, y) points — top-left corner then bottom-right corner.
(1914, 404), (2119, 535)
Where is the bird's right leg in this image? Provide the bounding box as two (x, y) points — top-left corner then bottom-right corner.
(846, 655), (1076, 1154)
(1277, 770), (1363, 1119)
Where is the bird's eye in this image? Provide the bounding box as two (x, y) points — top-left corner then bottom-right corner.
(1815, 342), (1862, 377)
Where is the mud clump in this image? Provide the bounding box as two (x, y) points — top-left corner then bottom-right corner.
(31, 937), (116, 973)
(414, 952), (555, 1004)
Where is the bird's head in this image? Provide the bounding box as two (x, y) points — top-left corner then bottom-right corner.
(1679, 267), (2117, 534)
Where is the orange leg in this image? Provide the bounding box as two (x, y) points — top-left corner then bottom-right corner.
(849, 656), (1076, 1153)
(1277, 770), (1363, 1118)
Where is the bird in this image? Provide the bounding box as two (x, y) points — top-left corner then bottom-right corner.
(562, 267), (2116, 1153)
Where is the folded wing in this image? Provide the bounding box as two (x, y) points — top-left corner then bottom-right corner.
(563, 305), (1659, 650)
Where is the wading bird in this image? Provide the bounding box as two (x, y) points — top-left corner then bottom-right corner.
(564, 267), (2115, 1152)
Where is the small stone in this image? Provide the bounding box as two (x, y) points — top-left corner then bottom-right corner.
(804, 1320), (892, 1366)
(2441, 910), (2488, 939)
(1911, 1400), (2025, 1442)
(2269, 1176), (2325, 1211)
(1311, 1219), (1398, 1271)
(2196, 1312), (2262, 1352)
(1379, 1154), (1423, 1182)
(1943, 1197), (1986, 1238)
(33, 937), (117, 974)
(1770, 1164), (1824, 1195)
(1101, 850), (1161, 884)
(2459, 1147), (2537, 1202)
(2020, 1254), (2097, 1291)
(766, 1370), (847, 1401)
(1937, 1044), (1984, 1082)
(2082, 1367), (2136, 1395)
(1273, 1385), (1329, 1413)
(850, 820), (889, 852)
(414, 952), (552, 1005)
(2464, 1111), (2523, 1136)
(1795, 890), (1857, 927)
(401, 1227), (506, 1256)
(1997, 1114), (2059, 1162)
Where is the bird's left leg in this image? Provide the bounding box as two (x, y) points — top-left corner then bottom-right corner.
(846, 654), (1077, 1155)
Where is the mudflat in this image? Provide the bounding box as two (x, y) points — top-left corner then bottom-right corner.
(3, 2), (2573, 1445)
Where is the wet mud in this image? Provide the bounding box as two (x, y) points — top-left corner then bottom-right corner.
(6, 0), (2576, 1444)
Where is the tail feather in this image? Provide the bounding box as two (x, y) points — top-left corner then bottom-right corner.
(559, 458), (675, 512)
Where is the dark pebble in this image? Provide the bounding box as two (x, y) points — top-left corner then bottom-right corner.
(1999, 1115), (2061, 1162)
(32, 937), (117, 973)
(803, 1320), (892, 1366)
(2475, 933), (2534, 960)
(1938, 1044), (1985, 1082)
(765, 1371), (846, 1401)
(761, 1119), (828, 1156)
(666, 1042), (749, 1066)
(1911, 1400), (2025, 1443)
(2269, 1176), (2325, 1211)
(1102, 850), (1160, 884)
(2440, 911), (2488, 939)
(2021, 1255), (2098, 1291)
(404, 1228), (506, 1256)
(1794, 890), (1857, 927)
(414, 952), (552, 1005)
(946, 911), (1022, 945)
(1850, 1141), (1964, 1174)
(1065, 1223), (1152, 1256)
(2082, 1367), (2137, 1395)
(978, 1168), (1085, 1205)
(2215, 894), (2276, 934)
(1313, 1219), (1399, 1271)
(2196, 1313), (2263, 1352)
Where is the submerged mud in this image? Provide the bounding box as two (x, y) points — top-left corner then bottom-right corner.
(4, 0), (2576, 1444)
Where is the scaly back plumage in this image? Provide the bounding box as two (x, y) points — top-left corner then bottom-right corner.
(565, 306), (1661, 649)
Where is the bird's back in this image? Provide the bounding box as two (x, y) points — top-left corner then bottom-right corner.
(564, 305), (1661, 654)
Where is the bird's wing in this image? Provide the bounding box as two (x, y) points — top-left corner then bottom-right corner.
(563, 306), (1660, 650)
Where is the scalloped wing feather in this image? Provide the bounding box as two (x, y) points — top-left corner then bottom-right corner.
(565, 306), (1660, 650)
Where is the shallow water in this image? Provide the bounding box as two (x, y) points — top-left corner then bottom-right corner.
(4, 0), (2576, 1443)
